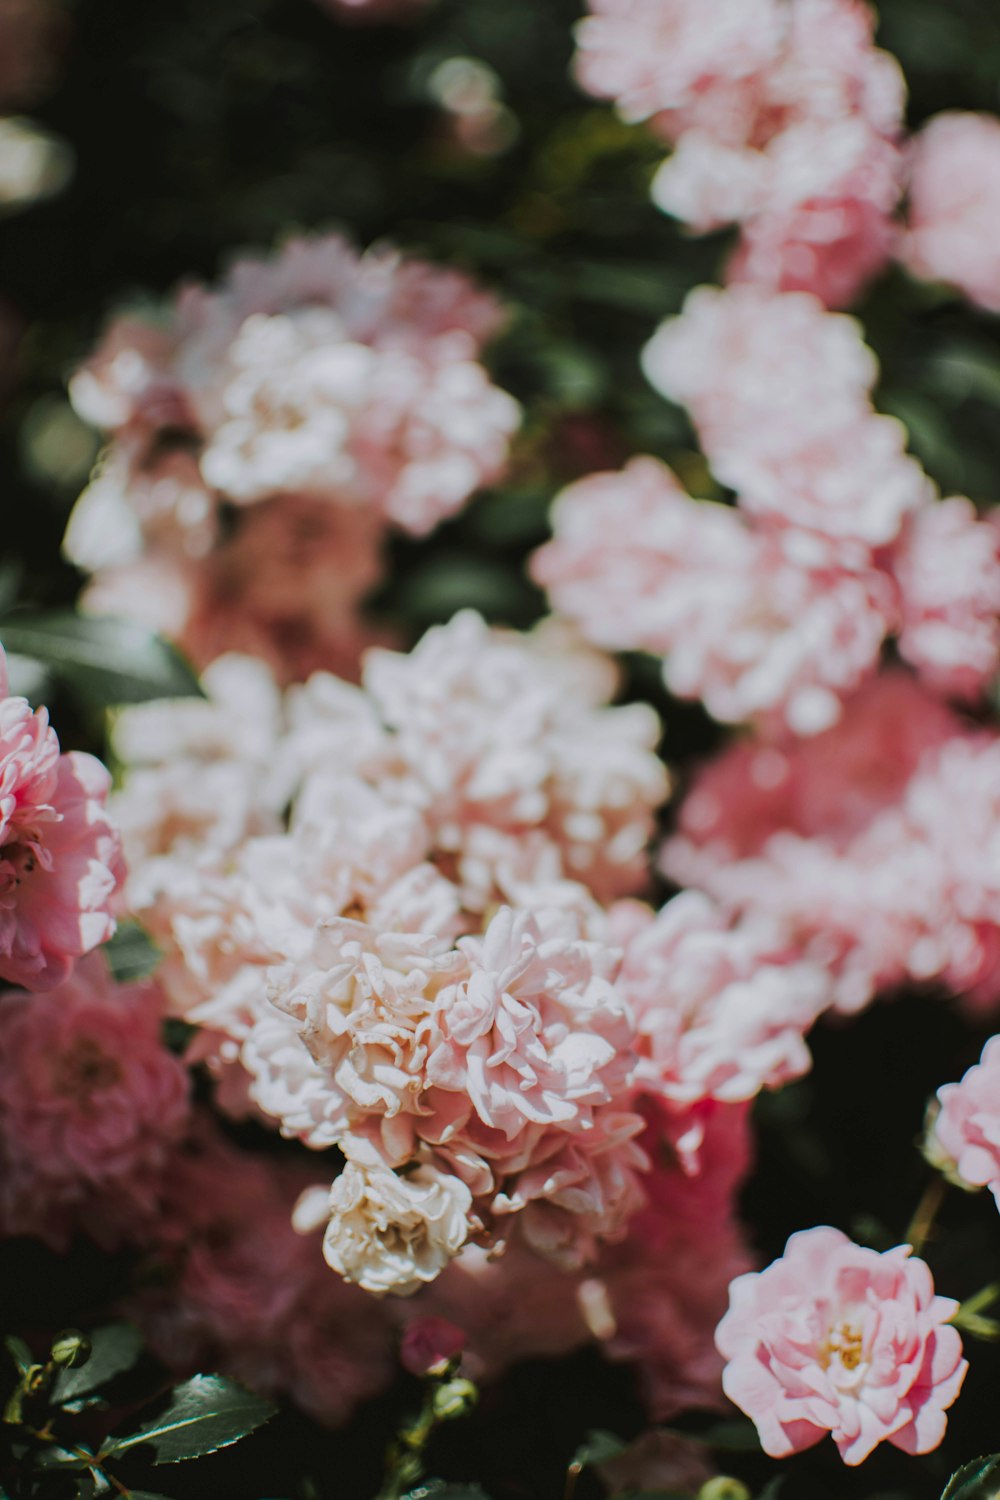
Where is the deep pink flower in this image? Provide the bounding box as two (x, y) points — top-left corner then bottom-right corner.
(0, 954), (190, 1247)
(0, 654), (124, 990)
(399, 1316), (467, 1376)
(717, 1227), (967, 1464)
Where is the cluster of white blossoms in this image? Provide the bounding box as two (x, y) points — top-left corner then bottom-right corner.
(113, 611), (836, 1296)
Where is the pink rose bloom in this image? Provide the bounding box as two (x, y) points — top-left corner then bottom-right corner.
(0, 651), (124, 990)
(717, 1227), (967, 1465)
(576, 0), (905, 307)
(933, 1037), (1000, 1204)
(0, 954), (190, 1247)
(902, 112), (1000, 312)
(533, 456), (896, 734)
(888, 498), (1000, 701)
(644, 285), (931, 552)
(613, 893), (830, 1105)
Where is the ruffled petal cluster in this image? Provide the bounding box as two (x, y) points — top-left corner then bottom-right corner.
(932, 1037), (1000, 1206)
(536, 287), (1000, 733)
(0, 648), (124, 989)
(901, 111), (1000, 312)
(0, 954), (190, 1246)
(575, 0), (906, 307)
(65, 235), (520, 683)
(717, 1227), (967, 1464)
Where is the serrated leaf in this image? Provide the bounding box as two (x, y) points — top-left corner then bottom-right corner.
(941, 1455), (1000, 1499)
(53, 1324), (143, 1404)
(104, 923), (162, 984)
(102, 1374), (275, 1464)
(0, 613), (203, 705)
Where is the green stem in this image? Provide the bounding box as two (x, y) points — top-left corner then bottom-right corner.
(906, 1175), (948, 1256)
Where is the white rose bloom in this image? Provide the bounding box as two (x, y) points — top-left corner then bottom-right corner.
(323, 1161), (472, 1296)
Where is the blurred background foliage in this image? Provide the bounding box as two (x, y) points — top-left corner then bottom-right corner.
(6, 2), (1000, 1498)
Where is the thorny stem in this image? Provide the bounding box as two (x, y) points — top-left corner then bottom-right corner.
(906, 1175), (948, 1256)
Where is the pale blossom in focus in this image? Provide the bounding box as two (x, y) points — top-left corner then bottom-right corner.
(902, 112), (1000, 312)
(717, 1227), (967, 1464)
(321, 1159), (473, 1295)
(0, 955), (190, 1247)
(0, 647), (123, 990)
(932, 1037), (1000, 1206)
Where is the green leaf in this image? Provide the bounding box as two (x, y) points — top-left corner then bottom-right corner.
(104, 923), (162, 984)
(941, 1455), (1000, 1499)
(101, 1374), (275, 1464)
(572, 1430), (629, 1468)
(0, 613), (203, 705)
(52, 1324), (143, 1404)
(3, 1336), (31, 1375)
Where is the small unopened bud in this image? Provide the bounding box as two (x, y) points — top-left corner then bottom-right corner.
(698, 1480), (752, 1500)
(431, 1377), (478, 1422)
(50, 1331), (91, 1370)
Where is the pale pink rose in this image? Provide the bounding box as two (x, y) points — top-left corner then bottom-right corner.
(902, 112), (1000, 312)
(0, 666), (124, 990)
(425, 904), (634, 1140)
(888, 498), (1000, 701)
(613, 893), (830, 1105)
(577, 0), (905, 306)
(933, 1037), (1000, 1205)
(533, 456), (896, 734)
(132, 1123), (394, 1425)
(0, 954), (190, 1247)
(573, 0), (785, 130)
(717, 1227), (967, 1465)
(67, 235), (518, 683)
(362, 610), (668, 903)
(321, 1158), (473, 1296)
(644, 285), (930, 551)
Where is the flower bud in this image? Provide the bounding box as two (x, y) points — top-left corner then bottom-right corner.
(698, 1480), (751, 1500)
(50, 1330), (91, 1369)
(431, 1377), (478, 1423)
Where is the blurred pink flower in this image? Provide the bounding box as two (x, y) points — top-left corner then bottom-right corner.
(0, 955), (190, 1247)
(717, 1226), (966, 1464)
(613, 893), (830, 1105)
(0, 653), (123, 990)
(902, 111), (1000, 311)
(888, 497), (1000, 701)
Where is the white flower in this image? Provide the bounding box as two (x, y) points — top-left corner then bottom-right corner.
(322, 1160), (472, 1295)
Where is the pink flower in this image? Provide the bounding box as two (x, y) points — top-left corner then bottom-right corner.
(933, 1037), (1000, 1205)
(66, 235), (519, 684)
(576, 0), (905, 307)
(902, 112), (1000, 312)
(716, 1227), (967, 1465)
(888, 498), (1000, 701)
(644, 285), (931, 552)
(533, 456), (896, 734)
(0, 954), (190, 1247)
(399, 1316), (466, 1376)
(613, 893), (830, 1105)
(131, 1122), (394, 1425)
(0, 655), (124, 990)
